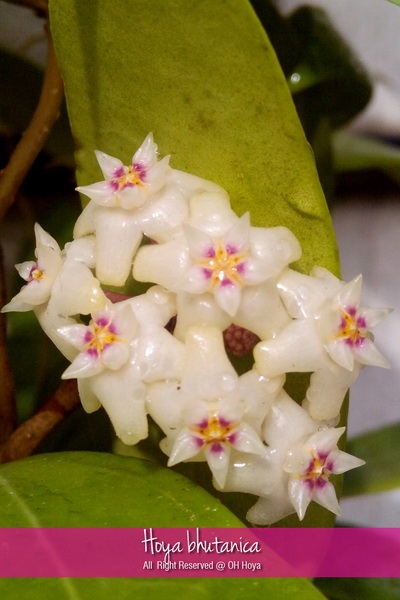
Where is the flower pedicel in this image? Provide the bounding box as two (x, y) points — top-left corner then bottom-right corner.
(2, 134), (391, 525)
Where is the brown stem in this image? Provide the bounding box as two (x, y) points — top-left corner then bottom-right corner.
(0, 245), (17, 444)
(0, 31), (64, 221)
(2, 0), (48, 17)
(0, 379), (80, 463)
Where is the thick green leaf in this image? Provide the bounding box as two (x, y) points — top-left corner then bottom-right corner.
(0, 452), (327, 600)
(343, 424), (400, 497)
(315, 578), (400, 600)
(0, 577), (327, 600)
(49, 0), (339, 276)
(48, 0), (340, 528)
(0, 452), (242, 527)
(387, 0), (400, 6)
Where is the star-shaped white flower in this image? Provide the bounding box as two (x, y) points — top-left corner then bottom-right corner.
(57, 289), (184, 445)
(133, 192), (300, 337)
(166, 398), (268, 488)
(254, 267), (391, 419)
(222, 393), (364, 525)
(74, 135), (227, 286)
(1, 223), (62, 313)
(77, 133), (170, 210)
(146, 325), (282, 487)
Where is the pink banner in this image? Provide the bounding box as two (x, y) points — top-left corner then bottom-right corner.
(0, 528), (399, 578)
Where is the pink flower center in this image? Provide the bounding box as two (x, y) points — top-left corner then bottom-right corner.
(336, 307), (367, 347)
(110, 163), (147, 192)
(197, 241), (247, 289)
(28, 264), (44, 282)
(83, 317), (120, 357)
(190, 412), (239, 449)
(302, 451), (334, 489)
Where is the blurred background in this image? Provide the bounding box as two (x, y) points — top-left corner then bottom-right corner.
(1, 0), (400, 526)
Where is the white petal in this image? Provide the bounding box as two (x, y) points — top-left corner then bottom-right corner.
(205, 443), (231, 488)
(214, 281), (242, 316)
(15, 260), (36, 281)
(184, 224), (214, 259)
(132, 132), (158, 167)
(101, 343), (130, 370)
(335, 274), (363, 309)
(325, 339), (355, 371)
(184, 265), (213, 294)
(57, 323), (89, 350)
(232, 423), (268, 457)
(359, 306), (393, 329)
(34, 223), (61, 252)
(167, 429), (203, 465)
(223, 212), (251, 253)
(62, 351), (103, 379)
(330, 450), (365, 474)
(288, 478), (313, 520)
(144, 155), (170, 196)
(77, 378), (102, 413)
(353, 338), (390, 368)
(307, 427), (345, 455)
(77, 181), (117, 207)
(313, 480), (341, 516)
(94, 150), (124, 180)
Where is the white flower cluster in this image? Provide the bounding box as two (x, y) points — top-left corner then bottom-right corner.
(2, 134), (391, 525)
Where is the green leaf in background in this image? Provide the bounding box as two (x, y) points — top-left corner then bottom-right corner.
(343, 423), (400, 497)
(0, 452), (327, 600)
(333, 131), (400, 185)
(49, 0), (339, 276)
